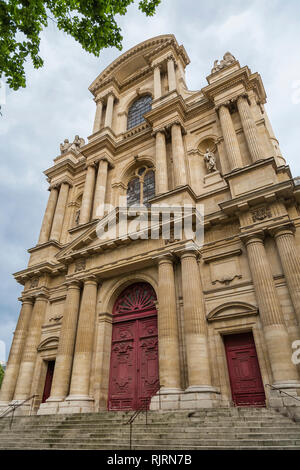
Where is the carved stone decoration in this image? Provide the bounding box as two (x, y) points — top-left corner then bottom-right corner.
(212, 274), (242, 285)
(210, 257), (242, 286)
(211, 52), (236, 74)
(60, 135), (85, 155)
(75, 258), (86, 272)
(30, 277), (39, 288)
(251, 206), (272, 222)
(203, 148), (217, 173)
(49, 315), (63, 323)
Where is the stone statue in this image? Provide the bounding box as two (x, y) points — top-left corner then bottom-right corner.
(60, 135), (85, 154)
(204, 148), (217, 173)
(211, 52), (236, 74)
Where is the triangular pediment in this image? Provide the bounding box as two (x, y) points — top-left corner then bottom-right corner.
(56, 207), (155, 263)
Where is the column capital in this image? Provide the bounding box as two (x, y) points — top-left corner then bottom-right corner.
(52, 178), (73, 189)
(215, 100), (236, 116)
(48, 183), (60, 191)
(236, 92), (251, 105)
(153, 252), (174, 265)
(271, 224), (296, 239)
(83, 276), (98, 287)
(34, 290), (49, 301)
(19, 296), (35, 305)
(94, 96), (104, 105)
(240, 230), (265, 247)
(94, 155), (114, 169)
(65, 279), (82, 289)
(151, 127), (167, 138)
(168, 120), (187, 135)
(85, 160), (97, 169)
(167, 54), (177, 66)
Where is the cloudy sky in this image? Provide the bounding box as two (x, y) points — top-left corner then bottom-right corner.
(1, 0), (300, 359)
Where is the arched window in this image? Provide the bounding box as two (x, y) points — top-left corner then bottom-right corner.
(127, 95), (152, 130)
(127, 166), (155, 207)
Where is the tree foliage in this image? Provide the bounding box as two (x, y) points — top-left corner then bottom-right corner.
(0, 364), (4, 388)
(0, 0), (161, 90)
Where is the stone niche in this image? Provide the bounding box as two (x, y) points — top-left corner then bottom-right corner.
(198, 137), (225, 190)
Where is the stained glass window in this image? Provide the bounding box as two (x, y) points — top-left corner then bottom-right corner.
(127, 95), (152, 130)
(126, 166), (155, 207)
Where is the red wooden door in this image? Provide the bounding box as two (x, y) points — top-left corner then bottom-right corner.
(224, 332), (265, 406)
(108, 283), (159, 410)
(42, 360), (55, 403)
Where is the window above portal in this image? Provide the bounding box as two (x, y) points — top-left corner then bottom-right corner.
(127, 165), (155, 207)
(127, 95), (152, 130)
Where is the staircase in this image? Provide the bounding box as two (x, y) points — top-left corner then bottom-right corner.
(0, 407), (300, 450)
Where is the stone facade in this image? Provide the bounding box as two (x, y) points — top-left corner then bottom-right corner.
(1, 34), (300, 415)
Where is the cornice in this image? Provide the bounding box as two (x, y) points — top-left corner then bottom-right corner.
(89, 35), (188, 96)
(202, 66), (267, 105)
(14, 261), (67, 285)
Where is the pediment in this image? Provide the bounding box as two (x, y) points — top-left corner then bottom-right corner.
(56, 208), (151, 263)
(89, 35), (190, 94)
(207, 302), (258, 322)
(37, 336), (59, 352)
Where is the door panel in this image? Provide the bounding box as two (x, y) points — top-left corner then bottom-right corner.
(137, 317), (159, 408)
(224, 332), (265, 406)
(109, 321), (136, 410)
(108, 316), (159, 410)
(42, 360), (55, 403)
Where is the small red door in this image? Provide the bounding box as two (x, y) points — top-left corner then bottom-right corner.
(224, 332), (265, 406)
(108, 283), (159, 411)
(42, 360), (55, 403)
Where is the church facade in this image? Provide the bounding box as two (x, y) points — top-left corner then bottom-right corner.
(1, 34), (300, 415)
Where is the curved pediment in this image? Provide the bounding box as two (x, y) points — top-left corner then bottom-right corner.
(89, 34), (190, 95)
(207, 302), (258, 322)
(37, 336), (59, 352)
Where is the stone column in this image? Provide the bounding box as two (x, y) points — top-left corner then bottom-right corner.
(180, 250), (212, 390)
(171, 123), (187, 188)
(273, 226), (300, 325)
(167, 56), (177, 92)
(0, 298), (33, 404)
(104, 93), (115, 128)
(79, 162), (96, 225)
(218, 103), (243, 170)
(236, 94), (263, 162)
(93, 159), (108, 219)
(64, 278), (98, 412)
(48, 282), (81, 402)
(157, 256), (181, 391)
(92, 98), (103, 134)
(155, 130), (168, 194)
(244, 234), (299, 385)
(14, 294), (48, 401)
(38, 186), (59, 244)
(153, 64), (162, 99)
(50, 182), (70, 242)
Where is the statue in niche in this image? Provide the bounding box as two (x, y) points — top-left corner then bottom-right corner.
(60, 135), (85, 154)
(204, 148), (217, 173)
(211, 52), (236, 74)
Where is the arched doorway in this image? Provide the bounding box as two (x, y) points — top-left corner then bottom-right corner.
(108, 282), (159, 410)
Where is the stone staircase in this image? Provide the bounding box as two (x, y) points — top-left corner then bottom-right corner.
(0, 407), (300, 450)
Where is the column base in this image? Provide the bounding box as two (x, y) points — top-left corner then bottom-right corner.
(37, 397), (64, 415)
(180, 385), (221, 410)
(150, 386), (221, 410)
(268, 381), (300, 408)
(58, 395), (95, 414)
(150, 388), (183, 411)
